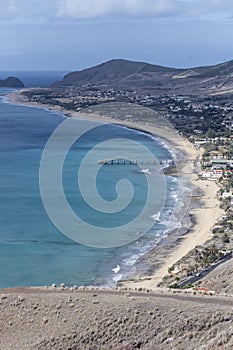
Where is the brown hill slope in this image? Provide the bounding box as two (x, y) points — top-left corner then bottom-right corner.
(1, 288), (233, 349)
(56, 59), (181, 86)
(53, 58), (233, 95)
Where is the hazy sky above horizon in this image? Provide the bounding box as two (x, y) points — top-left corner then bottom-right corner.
(0, 0), (233, 71)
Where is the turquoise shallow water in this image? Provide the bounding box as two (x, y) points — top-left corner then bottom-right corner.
(0, 88), (177, 288)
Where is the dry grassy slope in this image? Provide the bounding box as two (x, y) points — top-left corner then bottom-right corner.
(196, 259), (233, 294)
(57, 59), (181, 86)
(53, 58), (233, 96)
(0, 289), (233, 350)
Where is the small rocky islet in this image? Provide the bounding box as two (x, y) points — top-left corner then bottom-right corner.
(0, 76), (24, 88)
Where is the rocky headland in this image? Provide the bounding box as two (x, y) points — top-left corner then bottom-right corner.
(0, 76), (24, 88)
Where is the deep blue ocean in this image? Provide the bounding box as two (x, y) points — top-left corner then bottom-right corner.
(0, 81), (180, 288)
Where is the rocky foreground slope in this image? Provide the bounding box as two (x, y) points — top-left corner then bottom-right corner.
(196, 259), (233, 295)
(0, 288), (233, 350)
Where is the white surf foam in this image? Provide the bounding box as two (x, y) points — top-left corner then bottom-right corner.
(112, 264), (120, 274)
(140, 168), (152, 174)
(150, 212), (161, 221)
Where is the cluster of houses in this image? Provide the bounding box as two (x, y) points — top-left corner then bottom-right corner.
(224, 118), (233, 131)
(199, 157), (233, 180)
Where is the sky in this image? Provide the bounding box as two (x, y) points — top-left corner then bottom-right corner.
(0, 0), (233, 71)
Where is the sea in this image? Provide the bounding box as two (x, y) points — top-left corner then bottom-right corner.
(0, 73), (187, 288)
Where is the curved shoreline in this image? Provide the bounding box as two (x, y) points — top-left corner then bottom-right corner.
(6, 90), (224, 289)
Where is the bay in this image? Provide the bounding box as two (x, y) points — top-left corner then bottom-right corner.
(0, 87), (176, 288)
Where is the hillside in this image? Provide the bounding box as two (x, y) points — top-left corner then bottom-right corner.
(1, 288), (233, 349)
(55, 59), (181, 87)
(53, 58), (233, 95)
(0, 77), (24, 88)
(192, 59), (233, 78)
(195, 258), (233, 294)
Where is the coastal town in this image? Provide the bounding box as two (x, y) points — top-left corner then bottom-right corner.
(22, 85), (233, 136)
(161, 135), (233, 291)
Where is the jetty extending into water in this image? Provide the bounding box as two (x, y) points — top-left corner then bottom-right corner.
(98, 158), (194, 166)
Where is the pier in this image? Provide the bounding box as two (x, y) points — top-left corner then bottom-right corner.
(98, 158), (194, 166)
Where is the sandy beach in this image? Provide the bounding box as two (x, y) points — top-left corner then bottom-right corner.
(7, 90), (224, 289)
(122, 179), (223, 289)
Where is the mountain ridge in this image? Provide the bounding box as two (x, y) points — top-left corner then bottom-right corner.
(54, 58), (182, 87)
(53, 58), (233, 96)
